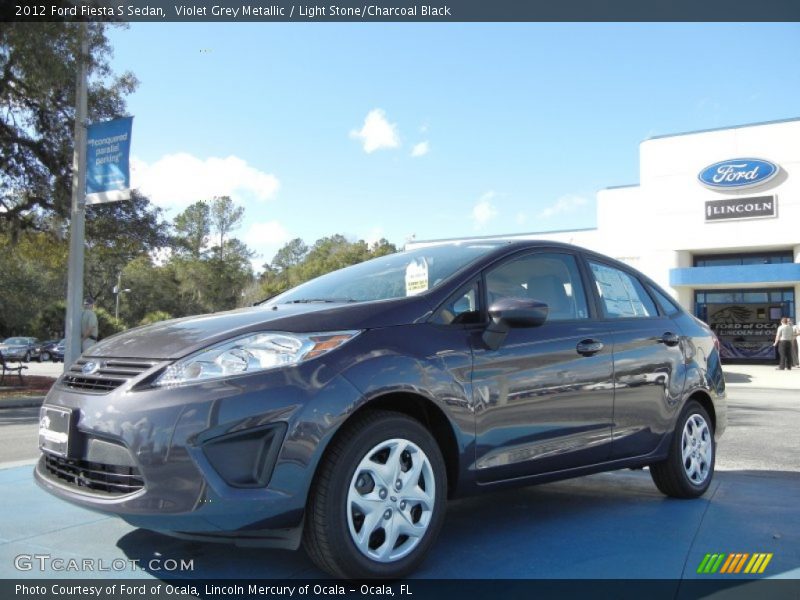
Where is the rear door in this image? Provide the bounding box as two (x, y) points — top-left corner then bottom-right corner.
(585, 260), (687, 459)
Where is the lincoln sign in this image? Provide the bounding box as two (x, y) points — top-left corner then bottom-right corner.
(705, 195), (776, 222)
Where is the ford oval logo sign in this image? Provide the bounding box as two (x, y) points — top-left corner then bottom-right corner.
(698, 158), (778, 190)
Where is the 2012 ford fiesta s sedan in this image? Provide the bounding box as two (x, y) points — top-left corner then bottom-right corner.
(36, 240), (726, 579)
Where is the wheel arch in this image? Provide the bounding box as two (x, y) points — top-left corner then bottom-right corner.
(685, 389), (716, 432)
(315, 391), (461, 499)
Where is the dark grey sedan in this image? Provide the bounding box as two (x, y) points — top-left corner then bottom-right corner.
(35, 241), (726, 579)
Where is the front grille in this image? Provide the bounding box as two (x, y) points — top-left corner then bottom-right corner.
(61, 359), (156, 393)
(42, 454), (144, 496)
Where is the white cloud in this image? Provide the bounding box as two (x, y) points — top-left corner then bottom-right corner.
(350, 109), (400, 153)
(243, 220), (292, 273)
(131, 153), (279, 211)
(410, 141), (430, 158)
(471, 191), (498, 230)
(515, 212), (528, 225)
(538, 194), (588, 219)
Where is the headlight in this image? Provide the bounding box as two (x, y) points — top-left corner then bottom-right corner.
(154, 330), (361, 387)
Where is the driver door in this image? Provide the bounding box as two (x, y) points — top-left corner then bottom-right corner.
(471, 250), (615, 482)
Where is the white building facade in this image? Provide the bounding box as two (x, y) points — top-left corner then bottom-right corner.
(416, 118), (800, 360)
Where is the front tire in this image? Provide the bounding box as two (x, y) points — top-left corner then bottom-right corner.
(303, 410), (447, 579)
(39, 352), (50, 362)
(650, 400), (715, 498)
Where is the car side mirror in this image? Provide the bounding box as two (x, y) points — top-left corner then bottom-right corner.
(482, 297), (549, 350)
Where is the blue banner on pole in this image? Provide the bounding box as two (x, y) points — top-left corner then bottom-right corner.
(85, 117), (133, 204)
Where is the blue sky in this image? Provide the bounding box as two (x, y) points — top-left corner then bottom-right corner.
(107, 23), (800, 270)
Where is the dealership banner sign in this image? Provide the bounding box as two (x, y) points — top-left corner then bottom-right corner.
(708, 303), (778, 359)
(85, 117), (133, 205)
(705, 195), (776, 222)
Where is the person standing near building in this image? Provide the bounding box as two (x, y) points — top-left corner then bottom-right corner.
(773, 317), (795, 370)
(81, 297), (99, 352)
(792, 318), (800, 367)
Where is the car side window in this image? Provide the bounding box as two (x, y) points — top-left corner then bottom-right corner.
(647, 284), (680, 316)
(433, 281), (481, 325)
(588, 261), (658, 318)
(485, 253), (589, 321)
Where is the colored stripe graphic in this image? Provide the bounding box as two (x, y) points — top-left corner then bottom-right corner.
(699, 552), (773, 574)
(758, 554), (773, 573)
(720, 553), (736, 573)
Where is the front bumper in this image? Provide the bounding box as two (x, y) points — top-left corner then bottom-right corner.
(35, 358), (363, 546)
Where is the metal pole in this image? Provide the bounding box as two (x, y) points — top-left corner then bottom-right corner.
(64, 22), (89, 369)
(115, 272), (121, 321)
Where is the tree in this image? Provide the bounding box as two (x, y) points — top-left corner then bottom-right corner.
(0, 230), (67, 336)
(173, 201), (211, 258)
(210, 196), (244, 259)
(0, 23), (136, 231)
(370, 238), (397, 257)
(257, 234), (398, 301)
(271, 238), (308, 272)
(84, 191), (171, 309)
(118, 256), (182, 326)
(140, 311), (173, 326)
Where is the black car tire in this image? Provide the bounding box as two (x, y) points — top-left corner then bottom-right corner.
(650, 400), (715, 498)
(24, 351), (31, 362)
(39, 352), (50, 362)
(303, 410), (447, 579)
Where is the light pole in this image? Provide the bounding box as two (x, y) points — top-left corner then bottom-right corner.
(114, 272), (131, 321)
(64, 22), (88, 369)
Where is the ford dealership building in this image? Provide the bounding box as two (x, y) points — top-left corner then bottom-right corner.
(415, 117), (800, 360)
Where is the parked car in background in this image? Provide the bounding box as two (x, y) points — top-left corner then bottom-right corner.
(36, 241), (726, 579)
(50, 339), (66, 363)
(0, 337), (42, 362)
(39, 340), (61, 363)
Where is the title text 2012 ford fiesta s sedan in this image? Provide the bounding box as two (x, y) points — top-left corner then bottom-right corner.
(36, 241), (726, 578)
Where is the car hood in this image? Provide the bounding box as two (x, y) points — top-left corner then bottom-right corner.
(86, 296), (434, 360)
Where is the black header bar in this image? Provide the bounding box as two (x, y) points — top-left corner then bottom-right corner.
(3, 0), (800, 22)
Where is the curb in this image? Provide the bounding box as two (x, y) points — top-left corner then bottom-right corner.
(0, 396), (45, 409)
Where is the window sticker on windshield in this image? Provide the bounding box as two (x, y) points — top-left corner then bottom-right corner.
(405, 257), (429, 296)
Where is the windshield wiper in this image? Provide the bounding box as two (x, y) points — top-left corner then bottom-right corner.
(283, 298), (356, 304)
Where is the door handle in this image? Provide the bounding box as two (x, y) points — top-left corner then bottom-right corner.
(659, 332), (680, 347)
(576, 339), (604, 356)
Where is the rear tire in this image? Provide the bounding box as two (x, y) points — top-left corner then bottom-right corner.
(650, 400), (715, 498)
(303, 410), (447, 579)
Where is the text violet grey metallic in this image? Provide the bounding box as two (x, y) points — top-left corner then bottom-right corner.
(698, 158), (779, 190)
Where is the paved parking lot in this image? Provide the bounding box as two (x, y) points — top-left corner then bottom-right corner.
(1, 383), (798, 585)
(0, 460), (798, 581)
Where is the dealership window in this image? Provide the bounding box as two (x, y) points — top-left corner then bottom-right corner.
(695, 289), (795, 319)
(694, 251), (793, 267)
(695, 288), (795, 361)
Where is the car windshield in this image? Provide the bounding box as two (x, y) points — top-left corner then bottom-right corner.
(3, 338), (26, 345)
(270, 242), (504, 305)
